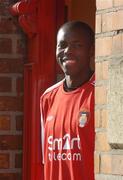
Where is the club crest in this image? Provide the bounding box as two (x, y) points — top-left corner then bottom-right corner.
(79, 110), (89, 128)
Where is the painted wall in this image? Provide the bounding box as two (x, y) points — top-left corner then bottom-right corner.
(68, 0), (96, 30)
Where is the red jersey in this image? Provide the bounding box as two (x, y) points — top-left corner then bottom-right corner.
(40, 75), (95, 180)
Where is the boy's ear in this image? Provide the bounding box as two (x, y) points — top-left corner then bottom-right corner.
(89, 45), (95, 71)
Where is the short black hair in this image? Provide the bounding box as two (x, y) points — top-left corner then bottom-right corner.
(58, 21), (95, 45)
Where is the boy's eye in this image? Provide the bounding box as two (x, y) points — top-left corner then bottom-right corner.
(74, 43), (83, 48)
(57, 42), (84, 49)
(57, 42), (67, 49)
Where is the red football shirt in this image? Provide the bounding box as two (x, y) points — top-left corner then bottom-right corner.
(40, 74), (95, 180)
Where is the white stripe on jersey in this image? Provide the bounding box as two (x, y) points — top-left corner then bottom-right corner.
(43, 79), (64, 95)
(41, 111), (45, 164)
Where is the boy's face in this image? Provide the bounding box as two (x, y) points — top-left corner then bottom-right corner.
(56, 27), (93, 77)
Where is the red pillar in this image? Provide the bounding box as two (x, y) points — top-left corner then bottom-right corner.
(10, 0), (65, 179)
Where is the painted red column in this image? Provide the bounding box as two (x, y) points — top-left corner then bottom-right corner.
(10, 0), (65, 180)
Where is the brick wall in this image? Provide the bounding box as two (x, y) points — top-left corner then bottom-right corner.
(95, 0), (123, 179)
(0, 0), (26, 179)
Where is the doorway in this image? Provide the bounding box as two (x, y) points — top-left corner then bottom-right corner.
(56, 0), (96, 80)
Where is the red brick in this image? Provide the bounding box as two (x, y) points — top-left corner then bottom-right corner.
(101, 154), (123, 175)
(96, 61), (109, 80)
(0, 77), (11, 92)
(16, 38), (27, 54)
(0, 59), (24, 73)
(0, 115), (11, 130)
(101, 109), (108, 128)
(16, 77), (24, 95)
(102, 12), (114, 32)
(96, 37), (112, 57)
(101, 154), (112, 174)
(16, 115), (23, 131)
(95, 132), (111, 151)
(0, 173), (21, 180)
(0, 17), (19, 34)
(95, 109), (101, 128)
(97, 0), (113, 10)
(96, 62), (102, 80)
(0, 154), (9, 168)
(0, 6), (7, 16)
(112, 154), (123, 175)
(111, 10), (123, 30)
(112, 33), (123, 54)
(15, 153), (22, 168)
(94, 153), (100, 173)
(102, 61), (109, 80)
(0, 38), (12, 54)
(0, 1), (10, 15)
(95, 109), (108, 129)
(96, 14), (101, 34)
(0, 96), (23, 111)
(0, 135), (22, 150)
(114, 0), (123, 6)
(95, 86), (107, 105)
(102, 10), (123, 32)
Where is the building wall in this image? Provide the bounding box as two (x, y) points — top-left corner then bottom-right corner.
(0, 0), (26, 179)
(95, 0), (123, 179)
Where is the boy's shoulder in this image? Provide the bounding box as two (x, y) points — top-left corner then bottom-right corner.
(42, 79), (64, 97)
